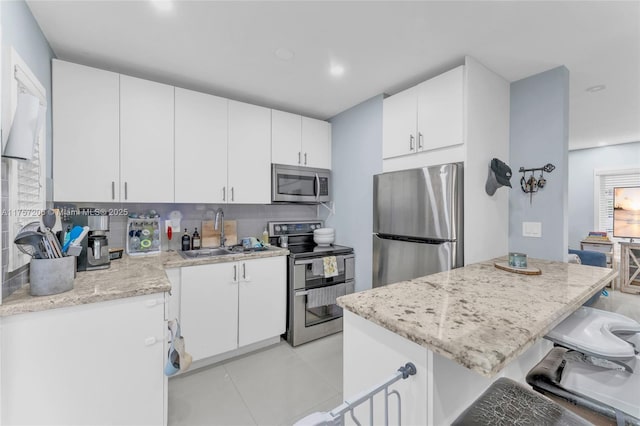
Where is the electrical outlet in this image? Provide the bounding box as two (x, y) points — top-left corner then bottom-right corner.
(522, 222), (542, 238)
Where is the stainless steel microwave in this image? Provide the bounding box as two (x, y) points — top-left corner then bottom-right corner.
(271, 164), (331, 203)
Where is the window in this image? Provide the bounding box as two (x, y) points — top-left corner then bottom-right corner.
(594, 168), (640, 240)
(4, 48), (46, 271)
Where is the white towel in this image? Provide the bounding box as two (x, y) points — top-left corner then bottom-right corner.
(323, 256), (338, 278)
(306, 283), (347, 309)
(311, 258), (324, 276)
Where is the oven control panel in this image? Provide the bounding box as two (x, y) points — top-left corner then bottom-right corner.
(268, 221), (324, 236)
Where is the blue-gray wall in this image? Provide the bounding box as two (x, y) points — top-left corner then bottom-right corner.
(1, 0), (55, 296)
(568, 141), (640, 249)
(327, 95), (383, 292)
(2, 0), (55, 192)
(509, 66), (569, 262)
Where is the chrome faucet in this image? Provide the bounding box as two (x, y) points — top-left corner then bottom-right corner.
(214, 208), (225, 247)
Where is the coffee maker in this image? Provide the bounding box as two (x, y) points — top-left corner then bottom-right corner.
(65, 208), (111, 271)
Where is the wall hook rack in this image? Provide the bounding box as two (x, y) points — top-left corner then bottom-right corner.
(519, 163), (555, 204)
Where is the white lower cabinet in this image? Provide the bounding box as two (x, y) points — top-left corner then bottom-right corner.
(180, 256), (286, 361)
(238, 257), (287, 347)
(180, 262), (239, 361)
(0, 293), (167, 426)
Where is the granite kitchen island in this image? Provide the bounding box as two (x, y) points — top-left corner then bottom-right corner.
(337, 257), (617, 425)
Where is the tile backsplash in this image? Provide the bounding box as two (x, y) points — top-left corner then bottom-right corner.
(2, 195), (321, 298)
(2, 159), (31, 299)
(54, 202), (320, 251)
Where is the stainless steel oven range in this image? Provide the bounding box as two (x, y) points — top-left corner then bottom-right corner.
(269, 221), (355, 346)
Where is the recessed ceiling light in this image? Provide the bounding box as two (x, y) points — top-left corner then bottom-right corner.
(150, 0), (173, 12)
(274, 48), (295, 61)
(330, 64), (345, 77)
(586, 84), (606, 93)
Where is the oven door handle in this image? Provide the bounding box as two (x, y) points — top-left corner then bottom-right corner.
(294, 254), (354, 265)
(295, 290), (309, 297)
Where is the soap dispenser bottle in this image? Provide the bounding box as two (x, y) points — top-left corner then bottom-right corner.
(181, 228), (191, 251)
(192, 228), (201, 250)
(261, 227), (269, 245)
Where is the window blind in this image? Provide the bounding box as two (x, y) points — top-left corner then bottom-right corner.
(597, 171), (640, 237)
(6, 48), (47, 271)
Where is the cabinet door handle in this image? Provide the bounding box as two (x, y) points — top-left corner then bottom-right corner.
(124, 182), (128, 200)
(418, 132), (424, 150)
(242, 263), (246, 280)
(231, 187), (235, 202)
(222, 186), (226, 201)
(304, 153), (308, 165)
(233, 264), (237, 282)
(111, 181), (115, 200)
(409, 135), (415, 151)
(298, 152), (301, 164)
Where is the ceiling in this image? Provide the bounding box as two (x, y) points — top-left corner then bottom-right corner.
(26, 0), (640, 151)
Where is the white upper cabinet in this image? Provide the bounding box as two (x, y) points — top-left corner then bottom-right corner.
(271, 109), (302, 166)
(227, 100), (271, 204)
(382, 85), (419, 159)
(302, 117), (331, 169)
(120, 75), (175, 203)
(272, 110), (331, 169)
(417, 66), (464, 151)
(175, 88), (228, 203)
(53, 60), (120, 202)
(383, 65), (464, 159)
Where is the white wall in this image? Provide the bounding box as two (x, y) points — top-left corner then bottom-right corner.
(463, 56), (510, 264)
(509, 66), (570, 262)
(326, 95), (383, 292)
(568, 142), (640, 248)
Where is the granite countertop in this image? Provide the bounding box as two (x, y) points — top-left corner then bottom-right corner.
(337, 257), (618, 378)
(0, 246), (289, 317)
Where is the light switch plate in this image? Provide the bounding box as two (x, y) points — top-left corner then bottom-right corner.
(523, 221), (542, 238)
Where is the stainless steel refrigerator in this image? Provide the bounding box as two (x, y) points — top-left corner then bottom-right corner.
(372, 163), (463, 287)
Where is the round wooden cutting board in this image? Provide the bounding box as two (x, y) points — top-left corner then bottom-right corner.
(494, 261), (542, 275)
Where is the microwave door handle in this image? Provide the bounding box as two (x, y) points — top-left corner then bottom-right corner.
(315, 173), (320, 201)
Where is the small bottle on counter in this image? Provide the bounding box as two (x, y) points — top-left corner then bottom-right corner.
(181, 228), (191, 251)
(262, 227), (269, 245)
(192, 228), (201, 250)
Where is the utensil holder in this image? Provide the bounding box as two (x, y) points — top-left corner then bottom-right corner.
(29, 256), (75, 296)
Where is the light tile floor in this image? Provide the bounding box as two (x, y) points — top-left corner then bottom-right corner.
(168, 332), (343, 426)
(592, 288), (640, 321)
(169, 290), (639, 426)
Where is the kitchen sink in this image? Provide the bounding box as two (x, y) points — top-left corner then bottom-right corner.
(178, 248), (234, 259)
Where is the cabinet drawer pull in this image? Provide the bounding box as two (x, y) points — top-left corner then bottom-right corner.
(418, 132), (424, 150)
(111, 181), (115, 200)
(144, 337), (158, 346)
(409, 135), (415, 151)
